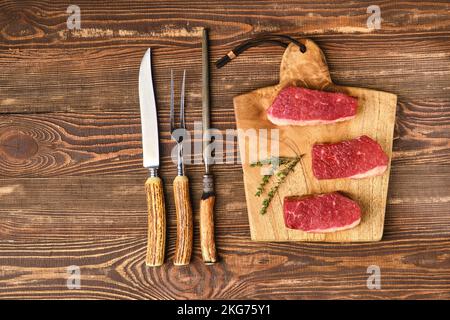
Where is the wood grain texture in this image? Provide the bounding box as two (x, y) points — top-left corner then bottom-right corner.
(0, 165), (449, 299)
(200, 191), (218, 264)
(173, 175), (193, 266)
(145, 177), (166, 267)
(234, 39), (397, 241)
(0, 0), (449, 299)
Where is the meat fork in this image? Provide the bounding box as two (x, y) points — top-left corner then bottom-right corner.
(170, 69), (193, 266)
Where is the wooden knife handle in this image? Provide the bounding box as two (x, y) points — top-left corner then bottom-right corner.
(173, 175), (193, 265)
(145, 176), (166, 267)
(200, 174), (218, 264)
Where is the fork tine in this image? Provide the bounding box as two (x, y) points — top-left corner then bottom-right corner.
(170, 69), (175, 133)
(180, 70), (186, 129)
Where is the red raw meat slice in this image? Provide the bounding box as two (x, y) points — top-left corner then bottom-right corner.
(267, 86), (358, 126)
(283, 192), (361, 233)
(312, 135), (389, 180)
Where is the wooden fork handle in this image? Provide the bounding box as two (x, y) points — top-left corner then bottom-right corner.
(145, 176), (166, 267)
(173, 175), (193, 265)
(200, 174), (218, 264)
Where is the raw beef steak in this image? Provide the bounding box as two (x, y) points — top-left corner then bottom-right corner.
(267, 86), (358, 126)
(312, 135), (389, 180)
(283, 192), (361, 233)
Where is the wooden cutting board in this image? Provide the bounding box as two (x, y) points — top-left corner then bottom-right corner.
(233, 38), (397, 242)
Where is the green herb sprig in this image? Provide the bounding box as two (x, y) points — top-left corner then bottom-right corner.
(255, 175), (271, 197)
(250, 156), (294, 168)
(251, 156), (301, 215)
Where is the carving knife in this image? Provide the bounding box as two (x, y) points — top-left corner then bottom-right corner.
(199, 28), (218, 264)
(139, 48), (166, 267)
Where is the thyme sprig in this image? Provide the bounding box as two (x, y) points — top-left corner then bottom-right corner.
(250, 156), (294, 168)
(255, 175), (271, 197)
(252, 157), (291, 196)
(251, 156), (301, 215)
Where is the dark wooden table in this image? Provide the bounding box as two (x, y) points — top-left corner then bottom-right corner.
(0, 1), (449, 299)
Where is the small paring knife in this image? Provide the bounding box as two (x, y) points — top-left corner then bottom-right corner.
(139, 48), (166, 267)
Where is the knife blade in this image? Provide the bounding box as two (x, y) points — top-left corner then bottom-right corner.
(139, 48), (166, 267)
(139, 48), (160, 170)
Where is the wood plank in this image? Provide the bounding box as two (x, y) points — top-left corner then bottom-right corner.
(1, 37), (450, 113)
(0, 165), (448, 241)
(0, 0), (449, 51)
(0, 170), (449, 299)
(0, 97), (448, 178)
(1, 235), (450, 299)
